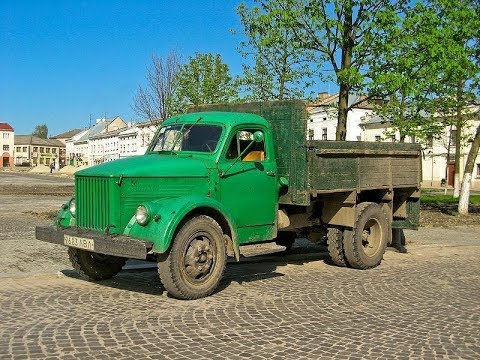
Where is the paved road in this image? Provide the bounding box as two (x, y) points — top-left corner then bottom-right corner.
(0, 171), (74, 186)
(1, 234), (479, 360)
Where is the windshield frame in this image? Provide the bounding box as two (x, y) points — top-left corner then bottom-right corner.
(147, 121), (225, 155)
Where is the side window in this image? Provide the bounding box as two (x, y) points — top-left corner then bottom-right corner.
(226, 129), (266, 162)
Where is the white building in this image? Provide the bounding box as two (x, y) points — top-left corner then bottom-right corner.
(0, 123), (15, 167)
(307, 93), (375, 141)
(118, 120), (160, 158)
(73, 116), (127, 166)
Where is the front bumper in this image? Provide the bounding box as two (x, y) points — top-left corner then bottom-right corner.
(35, 226), (153, 260)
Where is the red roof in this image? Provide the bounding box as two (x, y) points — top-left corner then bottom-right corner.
(0, 123), (14, 132)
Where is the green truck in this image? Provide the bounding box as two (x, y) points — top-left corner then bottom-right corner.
(36, 100), (421, 299)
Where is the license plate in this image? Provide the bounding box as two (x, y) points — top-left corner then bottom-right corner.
(64, 235), (94, 251)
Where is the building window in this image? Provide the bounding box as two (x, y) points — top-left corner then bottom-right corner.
(391, 135), (396, 142)
(322, 128), (327, 140)
(33, 147), (38, 152)
(3, 133), (9, 139)
(375, 135), (381, 142)
(477, 164), (480, 178)
(46, 147), (50, 153)
(308, 129), (314, 140)
(411, 135), (416, 143)
(16, 147), (21, 152)
(3, 145), (9, 151)
(40, 147), (44, 153)
(23, 146), (27, 152)
(52, 148), (57, 153)
(39, 158), (44, 164)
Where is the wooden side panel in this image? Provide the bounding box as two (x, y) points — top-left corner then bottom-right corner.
(391, 157), (421, 187)
(358, 157), (391, 189)
(308, 140), (421, 193)
(309, 152), (358, 191)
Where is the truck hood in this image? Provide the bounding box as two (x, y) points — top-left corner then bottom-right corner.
(75, 154), (209, 178)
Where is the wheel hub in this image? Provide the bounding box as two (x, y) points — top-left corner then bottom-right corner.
(184, 237), (214, 282)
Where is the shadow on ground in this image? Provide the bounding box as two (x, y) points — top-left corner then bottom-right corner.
(60, 245), (332, 297)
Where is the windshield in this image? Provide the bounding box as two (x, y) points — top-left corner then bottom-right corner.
(150, 124), (223, 153)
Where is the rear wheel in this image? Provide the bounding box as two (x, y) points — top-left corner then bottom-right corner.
(327, 227), (348, 267)
(343, 202), (389, 269)
(67, 248), (126, 280)
(158, 215), (226, 300)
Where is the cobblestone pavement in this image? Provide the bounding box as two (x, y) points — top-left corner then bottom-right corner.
(1, 172), (480, 359)
(1, 235), (479, 360)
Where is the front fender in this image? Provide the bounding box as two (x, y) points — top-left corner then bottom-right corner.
(53, 199), (76, 228)
(123, 195), (239, 256)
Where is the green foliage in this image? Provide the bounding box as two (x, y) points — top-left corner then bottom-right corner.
(367, 0), (480, 141)
(235, 2), (315, 100)
(32, 124), (48, 139)
(169, 53), (238, 114)
(421, 193), (480, 205)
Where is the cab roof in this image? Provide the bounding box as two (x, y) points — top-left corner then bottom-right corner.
(162, 111), (270, 128)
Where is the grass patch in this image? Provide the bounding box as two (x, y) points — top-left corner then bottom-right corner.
(421, 193), (480, 205)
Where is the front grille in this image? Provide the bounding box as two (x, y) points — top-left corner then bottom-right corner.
(76, 177), (111, 231)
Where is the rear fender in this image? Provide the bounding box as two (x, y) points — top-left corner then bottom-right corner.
(123, 196), (240, 258)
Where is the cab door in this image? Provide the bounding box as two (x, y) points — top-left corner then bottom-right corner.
(217, 127), (277, 241)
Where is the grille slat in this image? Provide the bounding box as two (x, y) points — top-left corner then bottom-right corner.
(76, 177), (111, 231)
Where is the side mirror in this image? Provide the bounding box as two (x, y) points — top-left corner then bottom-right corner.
(253, 131), (264, 143)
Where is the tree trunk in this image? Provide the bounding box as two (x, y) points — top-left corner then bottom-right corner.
(336, 1), (353, 141)
(458, 123), (480, 215)
(336, 84), (349, 140)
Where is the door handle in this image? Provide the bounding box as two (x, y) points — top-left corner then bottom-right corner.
(266, 170), (275, 177)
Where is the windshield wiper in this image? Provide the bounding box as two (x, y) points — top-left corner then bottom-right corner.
(170, 117), (203, 151)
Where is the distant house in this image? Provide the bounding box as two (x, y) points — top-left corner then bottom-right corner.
(73, 116), (127, 166)
(0, 123), (15, 167)
(307, 93), (377, 141)
(51, 129), (83, 145)
(14, 135), (65, 167)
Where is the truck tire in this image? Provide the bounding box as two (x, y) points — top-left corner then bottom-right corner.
(343, 202), (389, 269)
(67, 247), (126, 280)
(327, 227), (348, 267)
(157, 215), (227, 300)
(275, 231), (296, 251)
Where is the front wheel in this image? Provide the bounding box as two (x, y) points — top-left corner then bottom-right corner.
(67, 248), (126, 280)
(343, 202), (389, 269)
(158, 215), (227, 300)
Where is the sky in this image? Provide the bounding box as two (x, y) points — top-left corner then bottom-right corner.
(0, 0), (277, 136)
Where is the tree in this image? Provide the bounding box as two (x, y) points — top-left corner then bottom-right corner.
(235, 3), (315, 101)
(368, 0), (479, 197)
(132, 50), (181, 121)
(252, 0), (409, 140)
(169, 53), (238, 112)
(32, 124), (48, 139)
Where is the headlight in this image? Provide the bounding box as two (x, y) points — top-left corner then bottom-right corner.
(135, 205), (150, 225)
(69, 199), (76, 217)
